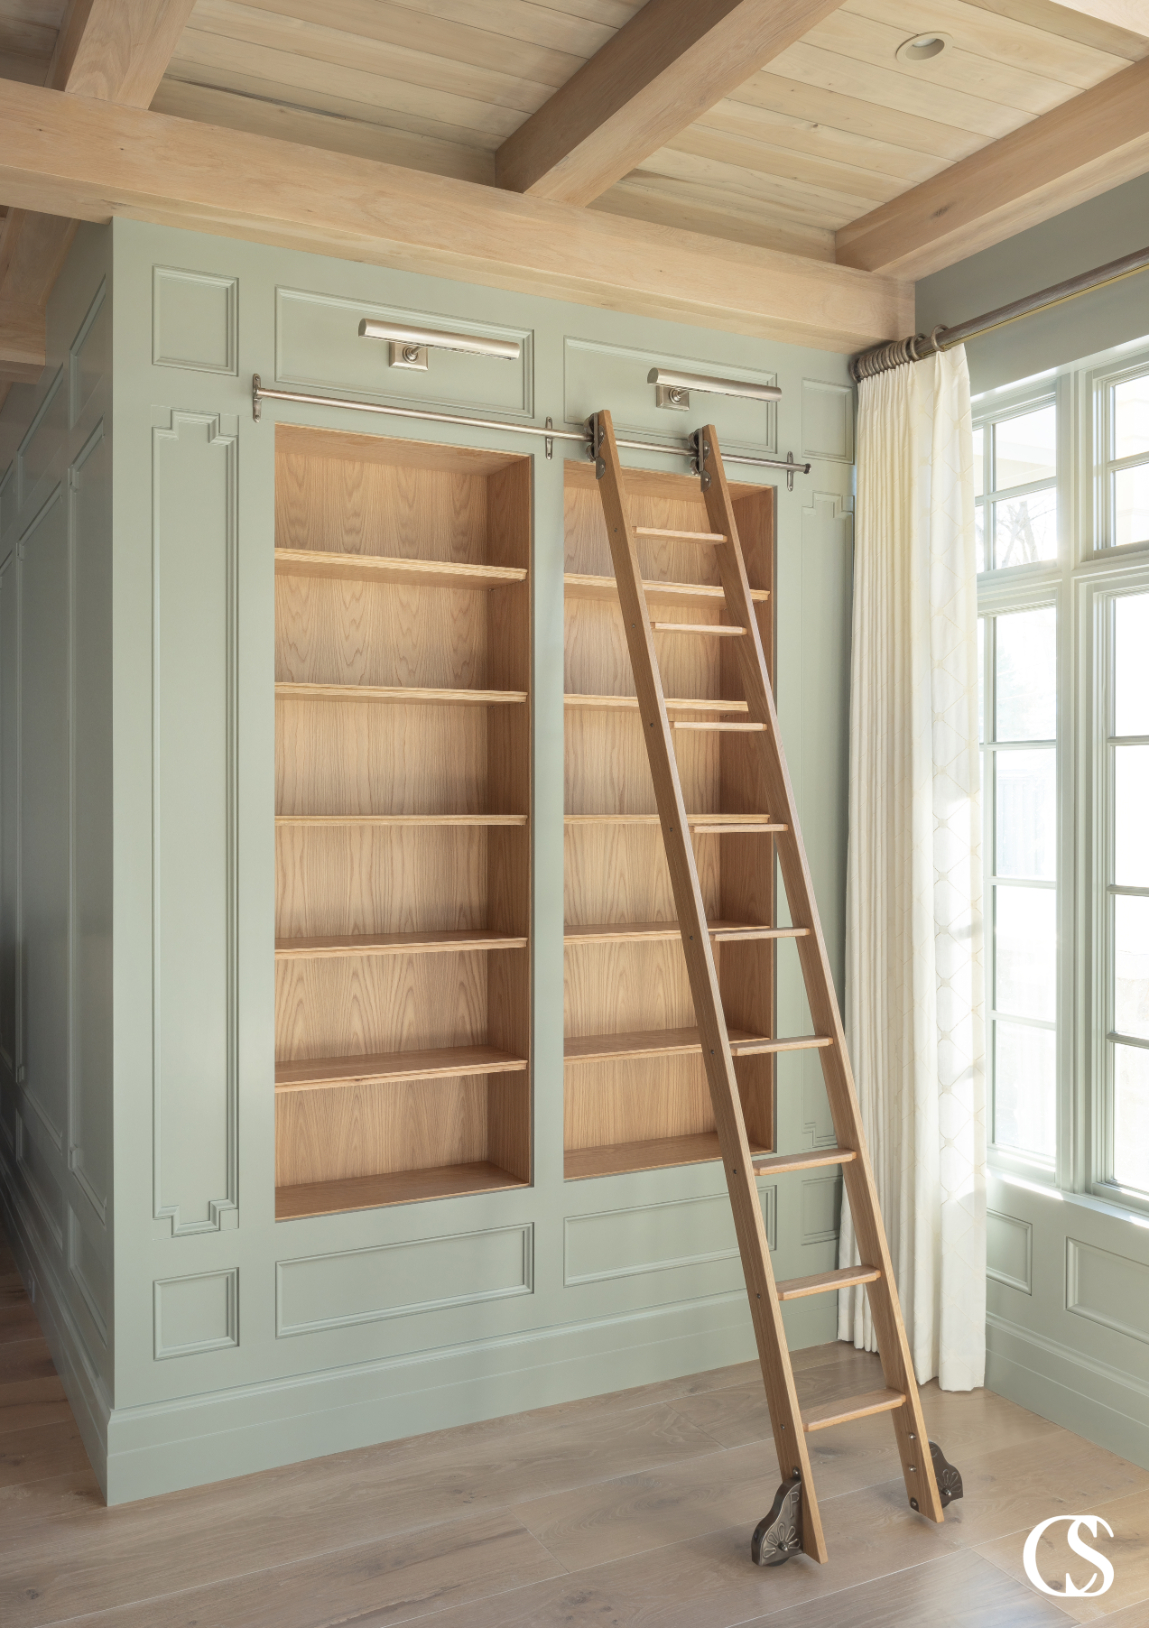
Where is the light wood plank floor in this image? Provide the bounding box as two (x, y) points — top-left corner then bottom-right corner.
(3, 1219), (1147, 1627)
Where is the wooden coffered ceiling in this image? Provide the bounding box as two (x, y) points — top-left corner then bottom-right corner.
(0, 0), (1147, 391)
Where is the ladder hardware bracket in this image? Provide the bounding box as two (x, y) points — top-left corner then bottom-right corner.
(752, 1475), (803, 1566)
(929, 1441), (963, 1508)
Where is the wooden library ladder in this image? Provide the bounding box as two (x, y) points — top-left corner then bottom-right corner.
(589, 409), (963, 1567)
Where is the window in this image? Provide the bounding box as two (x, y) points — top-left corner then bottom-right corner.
(976, 345), (1149, 1206)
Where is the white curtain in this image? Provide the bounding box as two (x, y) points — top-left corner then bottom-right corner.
(837, 347), (986, 1392)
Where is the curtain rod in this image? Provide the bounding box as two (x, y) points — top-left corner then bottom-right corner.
(850, 244), (1149, 382)
(251, 377), (812, 481)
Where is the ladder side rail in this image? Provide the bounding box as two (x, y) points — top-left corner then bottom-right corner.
(592, 411), (828, 1563)
(696, 424), (945, 1525)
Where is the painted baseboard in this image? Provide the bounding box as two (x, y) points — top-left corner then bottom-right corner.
(0, 1175), (112, 1498)
(986, 1310), (1149, 1472)
(103, 1291), (765, 1504)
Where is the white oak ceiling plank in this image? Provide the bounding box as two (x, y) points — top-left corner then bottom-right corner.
(151, 79), (497, 183)
(385, 0), (637, 57)
(184, 0), (557, 111)
(495, 0), (845, 205)
(0, 42), (49, 77)
(842, 0), (1131, 85)
(767, 40), (1035, 136)
(167, 32), (529, 140)
(806, 7), (1104, 110)
(836, 53), (1149, 275)
(0, 77), (912, 352)
(631, 146), (874, 228)
(693, 98), (947, 186)
(729, 69), (988, 159)
(0, 11), (56, 58)
(199, 0), (585, 88)
(589, 176), (836, 260)
(664, 124), (911, 203)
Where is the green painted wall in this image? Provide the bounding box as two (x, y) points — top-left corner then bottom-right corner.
(0, 216), (857, 1503)
(918, 189), (1149, 1471)
(916, 173), (1149, 396)
(0, 223), (114, 1484)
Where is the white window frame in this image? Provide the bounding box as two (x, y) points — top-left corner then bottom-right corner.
(976, 338), (1149, 1212)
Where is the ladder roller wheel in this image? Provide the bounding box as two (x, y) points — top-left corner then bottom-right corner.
(751, 1474), (803, 1566)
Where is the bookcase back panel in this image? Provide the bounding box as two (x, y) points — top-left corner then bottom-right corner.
(564, 712), (719, 816)
(565, 598), (722, 701)
(564, 940), (698, 1038)
(276, 698), (490, 817)
(277, 1076), (495, 1186)
(276, 449), (491, 564)
(276, 952), (489, 1062)
(564, 826), (721, 926)
(276, 575), (489, 690)
(276, 825), (488, 939)
(565, 1060), (714, 1151)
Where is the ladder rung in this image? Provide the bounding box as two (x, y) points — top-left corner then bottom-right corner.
(565, 693), (748, 714)
(564, 919), (793, 944)
(634, 526), (726, 544)
(674, 721), (766, 732)
(688, 820), (787, 834)
(751, 1146), (857, 1175)
(563, 815), (787, 831)
(776, 1265), (880, 1301)
(651, 622), (746, 637)
(802, 1389), (906, 1433)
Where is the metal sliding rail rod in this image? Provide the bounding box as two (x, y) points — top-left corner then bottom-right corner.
(852, 243), (1149, 380)
(250, 376), (812, 480)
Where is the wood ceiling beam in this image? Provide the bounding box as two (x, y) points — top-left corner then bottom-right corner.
(0, 296), (45, 381)
(0, 0), (199, 387)
(835, 56), (1149, 278)
(0, 78), (911, 354)
(495, 0), (843, 206)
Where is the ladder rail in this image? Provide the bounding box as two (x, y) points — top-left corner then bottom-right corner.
(694, 424), (946, 1527)
(592, 411), (828, 1563)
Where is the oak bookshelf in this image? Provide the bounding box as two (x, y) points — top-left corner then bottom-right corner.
(273, 425), (531, 1219)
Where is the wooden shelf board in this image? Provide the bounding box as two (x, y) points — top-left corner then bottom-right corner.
(564, 814), (785, 832)
(276, 683), (527, 706)
(564, 1027), (827, 1064)
(276, 814), (528, 827)
(276, 1044), (527, 1093)
(564, 1130), (768, 1181)
(564, 572), (768, 607)
(276, 1160), (527, 1219)
(803, 1389), (905, 1434)
(564, 692), (747, 713)
(275, 549), (526, 590)
(275, 929), (528, 959)
(564, 920), (801, 944)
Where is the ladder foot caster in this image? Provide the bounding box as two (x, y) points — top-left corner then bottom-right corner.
(751, 1474), (802, 1566)
(928, 1440), (963, 1507)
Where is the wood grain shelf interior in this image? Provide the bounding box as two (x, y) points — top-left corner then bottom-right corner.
(274, 424), (531, 1216)
(563, 461), (777, 1178)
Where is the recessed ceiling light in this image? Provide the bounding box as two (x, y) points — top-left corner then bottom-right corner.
(896, 31), (952, 63)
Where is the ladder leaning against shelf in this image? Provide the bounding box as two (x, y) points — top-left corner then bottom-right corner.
(589, 408), (963, 1567)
